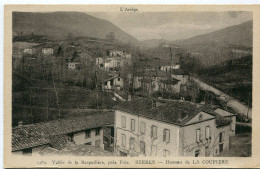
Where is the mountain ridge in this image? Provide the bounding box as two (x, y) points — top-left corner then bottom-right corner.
(13, 12), (140, 45)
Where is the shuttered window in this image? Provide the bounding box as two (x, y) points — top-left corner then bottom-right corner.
(129, 137), (135, 150)
(205, 126), (210, 139)
(151, 125), (157, 139)
(131, 119), (135, 131)
(121, 116), (126, 128)
(140, 141), (146, 155)
(196, 129), (201, 142)
(140, 122), (146, 134)
(163, 129), (170, 143)
(121, 134), (126, 147)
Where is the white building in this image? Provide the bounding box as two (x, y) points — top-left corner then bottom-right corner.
(160, 65), (180, 72)
(114, 99), (236, 157)
(42, 48), (54, 55)
(23, 48), (36, 55)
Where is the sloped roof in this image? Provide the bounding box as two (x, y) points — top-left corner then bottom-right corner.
(115, 99), (233, 127)
(201, 105), (234, 127)
(114, 99), (204, 126)
(40, 143), (115, 156)
(135, 70), (166, 77)
(160, 78), (179, 85)
(12, 112), (114, 151)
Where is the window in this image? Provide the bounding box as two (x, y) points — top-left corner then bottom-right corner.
(68, 133), (74, 142)
(205, 146), (210, 157)
(140, 122), (146, 134)
(131, 119), (135, 131)
(129, 137), (135, 150)
(121, 116), (126, 128)
(95, 128), (100, 136)
(118, 78), (120, 81)
(196, 129), (201, 142)
(85, 130), (91, 138)
(219, 143), (224, 153)
(95, 140), (101, 148)
(85, 142), (91, 146)
(140, 141), (146, 155)
(163, 149), (170, 157)
(195, 150), (200, 157)
(163, 129), (170, 143)
(151, 125), (157, 139)
(205, 126), (210, 139)
(104, 81), (107, 85)
(22, 148), (32, 155)
(151, 146), (157, 156)
(121, 134), (126, 147)
(219, 132), (224, 143)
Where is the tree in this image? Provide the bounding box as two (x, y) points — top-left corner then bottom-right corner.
(105, 32), (115, 43)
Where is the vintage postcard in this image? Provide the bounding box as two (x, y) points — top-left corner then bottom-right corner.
(4, 5), (260, 168)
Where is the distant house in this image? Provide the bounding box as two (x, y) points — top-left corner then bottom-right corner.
(23, 48), (36, 55)
(42, 48), (54, 55)
(159, 65), (180, 72)
(68, 62), (82, 70)
(102, 76), (124, 91)
(107, 50), (124, 57)
(132, 70), (166, 91)
(171, 69), (189, 85)
(158, 78), (181, 93)
(114, 99), (236, 157)
(12, 112), (114, 156)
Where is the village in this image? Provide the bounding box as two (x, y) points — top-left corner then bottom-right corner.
(11, 14), (252, 157)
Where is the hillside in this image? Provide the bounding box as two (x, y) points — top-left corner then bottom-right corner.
(13, 12), (139, 45)
(172, 20), (253, 66)
(175, 20), (252, 48)
(140, 39), (171, 49)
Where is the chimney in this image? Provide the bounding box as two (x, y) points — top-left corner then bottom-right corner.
(128, 95), (132, 101)
(18, 121), (23, 127)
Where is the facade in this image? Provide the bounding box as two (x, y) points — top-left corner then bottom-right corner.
(158, 78), (181, 93)
(114, 99), (236, 157)
(160, 65), (180, 72)
(42, 48), (54, 55)
(107, 50), (124, 57)
(23, 48), (36, 55)
(68, 62), (82, 70)
(102, 76), (124, 90)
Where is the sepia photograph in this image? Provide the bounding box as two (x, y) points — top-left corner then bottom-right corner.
(4, 4), (260, 168)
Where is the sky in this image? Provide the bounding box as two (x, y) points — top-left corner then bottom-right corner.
(87, 11), (252, 41)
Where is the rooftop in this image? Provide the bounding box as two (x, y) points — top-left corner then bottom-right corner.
(135, 70), (166, 78)
(115, 98), (234, 127)
(160, 78), (179, 85)
(12, 112), (114, 151)
(40, 143), (115, 156)
(115, 99), (203, 126)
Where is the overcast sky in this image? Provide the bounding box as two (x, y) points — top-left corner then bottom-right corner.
(87, 11), (252, 41)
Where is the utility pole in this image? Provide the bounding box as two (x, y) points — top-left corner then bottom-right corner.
(46, 91), (49, 121)
(29, 87), (33, 124)
(52, 70), (61, 118)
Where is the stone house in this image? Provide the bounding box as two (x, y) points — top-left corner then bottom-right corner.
(12, 112), (114, 156)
